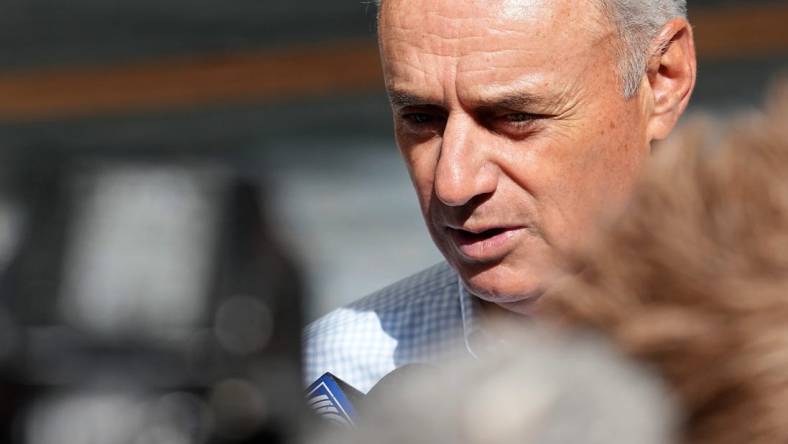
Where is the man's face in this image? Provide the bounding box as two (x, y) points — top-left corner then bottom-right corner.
(379, 0), (653, 314)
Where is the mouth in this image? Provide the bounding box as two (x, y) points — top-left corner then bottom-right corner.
(446, 225), (527, 262)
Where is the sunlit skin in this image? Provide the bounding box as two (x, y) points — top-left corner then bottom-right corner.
(378, 0), (695, 315)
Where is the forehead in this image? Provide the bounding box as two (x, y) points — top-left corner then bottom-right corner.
(378, 0), (613, 102)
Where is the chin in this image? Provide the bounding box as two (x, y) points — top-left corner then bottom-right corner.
(457, 263), (544, 306)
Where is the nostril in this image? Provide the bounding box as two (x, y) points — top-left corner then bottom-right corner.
(434, 178), (476, 207)
(433, 155), (499, 207)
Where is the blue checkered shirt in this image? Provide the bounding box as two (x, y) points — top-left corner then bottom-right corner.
(303, 262), (484, 393)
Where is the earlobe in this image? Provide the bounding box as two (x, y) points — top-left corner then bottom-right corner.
(646, 18), (697, 142)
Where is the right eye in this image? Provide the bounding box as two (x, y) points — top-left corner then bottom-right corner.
(402, 113), (436, 124)
(397, 107), (446, 137)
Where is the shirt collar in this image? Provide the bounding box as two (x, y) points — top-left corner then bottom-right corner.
(458, 278), (496, 359)
(460, 277), (527, 359)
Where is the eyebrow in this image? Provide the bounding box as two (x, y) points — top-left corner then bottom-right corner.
(491, 92), (553, 110)
(387, 89), (560, 111)
(387, 90), (437, 109)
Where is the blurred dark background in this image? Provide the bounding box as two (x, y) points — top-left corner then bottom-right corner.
(0, 0), (785, 320)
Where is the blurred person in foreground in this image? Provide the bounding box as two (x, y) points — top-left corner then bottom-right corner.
(540, 82), (788, 443)
(315, 83), (788, 444)
(305, 0), (696, 392)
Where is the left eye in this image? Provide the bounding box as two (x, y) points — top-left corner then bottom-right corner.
(490, 112), (547, 138)
(505, 112), (535, 122)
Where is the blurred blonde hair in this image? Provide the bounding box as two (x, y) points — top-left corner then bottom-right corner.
(541, 80), (788, 444)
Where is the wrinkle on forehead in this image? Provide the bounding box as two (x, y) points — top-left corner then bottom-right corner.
(381, 0), (608, 58)
(379, 0), (618, 108)
(382, 15), (489, 59)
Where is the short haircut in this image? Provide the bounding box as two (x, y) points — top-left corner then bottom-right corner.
(602, 0), (687, 97)
(374, 0), (687, 98)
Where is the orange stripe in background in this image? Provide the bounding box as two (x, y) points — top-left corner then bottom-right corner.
(0, 4), (785, 122)
(0, 41), (383, 122)
(692, 3), (788, 59)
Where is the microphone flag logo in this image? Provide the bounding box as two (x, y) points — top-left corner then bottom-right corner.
(306, 373), (360, 426)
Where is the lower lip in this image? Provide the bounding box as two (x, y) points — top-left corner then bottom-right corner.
(448, 227), (526, 261)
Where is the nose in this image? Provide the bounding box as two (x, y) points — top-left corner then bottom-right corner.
(434, 113), (498, 207)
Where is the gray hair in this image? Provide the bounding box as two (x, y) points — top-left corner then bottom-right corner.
(374, 0), (687, 98)
(603, 0), (687, 97)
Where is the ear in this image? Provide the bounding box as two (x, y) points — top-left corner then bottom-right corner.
(644, 18), (697, 142)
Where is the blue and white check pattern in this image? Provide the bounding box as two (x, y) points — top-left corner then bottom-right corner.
(303, 262), (482, 393)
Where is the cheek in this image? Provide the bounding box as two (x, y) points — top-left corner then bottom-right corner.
(573, 132), (647, 229)
(520, 112), (649, 248)
(590, 107), (651, 193)
(576, 98), (649, 179)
